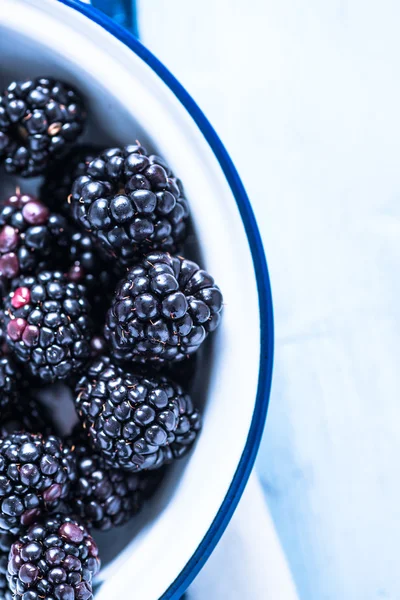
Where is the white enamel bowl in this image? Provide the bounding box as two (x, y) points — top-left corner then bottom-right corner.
(0, 1), (274, 598)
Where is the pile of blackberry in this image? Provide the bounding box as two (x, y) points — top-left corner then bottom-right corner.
(0, 76), (223, 598)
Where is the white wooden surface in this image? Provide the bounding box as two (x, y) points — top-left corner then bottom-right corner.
(140, 2), (400, 599)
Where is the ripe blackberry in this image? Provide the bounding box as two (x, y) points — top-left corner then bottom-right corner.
(0, 77), (86, 177)
(69, 431), (162, 530)
(7, 514), (100, 600)
(104, 251), (223, 364)
(75, 355), (202, 472)
(70, 145), (189, 265)
(1, 270), (93, 383)
(0, 349), (21, 413)
(0, 532), (13, 600)
(0, 192), (69, 289)
(41, 145), (101, 215)
(0, 432), (76, 534)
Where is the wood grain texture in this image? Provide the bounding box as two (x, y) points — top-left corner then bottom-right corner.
(139, 1), (400, 598)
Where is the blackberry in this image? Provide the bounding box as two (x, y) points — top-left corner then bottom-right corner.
(0, 192), (69, 288)
(70, 145), (189, 265)
(7, 514), (100, 600)
(41, 145), (101, 215)
(1, 270), (93, 383)
(69, 431), (161, 530)
(0, 349), (21, 413)
(75, 355), (201, 472)
(104, 251), (223, 364)
(0, 532), (13, 600)
(0, 77), (86, 177)
(0, 432), (76, 534)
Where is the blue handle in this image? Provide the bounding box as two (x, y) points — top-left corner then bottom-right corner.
(91, 0), (138, 37)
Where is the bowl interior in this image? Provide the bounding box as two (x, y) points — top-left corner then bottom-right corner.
(0, 2), (262, 598)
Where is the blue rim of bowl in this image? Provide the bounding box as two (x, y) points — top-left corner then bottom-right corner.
(57, 1), (275, 597)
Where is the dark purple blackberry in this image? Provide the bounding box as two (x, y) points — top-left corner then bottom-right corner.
(70, 145), (190, 265)
(75, 355), (201, 472)
(0, 432), (77, 534)
(41, 145), (101, 215)
(104, 251), (223, 364)
(0, 397), (52, 438)
(1, 270), (93, 383)
(0, 349), (21, 413)
(68, 431), (162, 530)
(0, 77), (86, 177)
(7, 514), (100, 600)
(0, 192), (69, 289)
(0, 532), (13, 600)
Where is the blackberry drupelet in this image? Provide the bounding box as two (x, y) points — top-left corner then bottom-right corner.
(104, 251), (223, 364)
(69, 430), (161, 530)
(0, 349), (21, 413)
(70, 145), (190, 265)
(0, 77), (86, 177)
(0, 432), (76, 534)
(75, 355), (202, 472)
(90, 335), (107, 358)
(0, 532), (13, 600)
(7, 514), (100, 600)
(1, 270), (93, 383)
(0, 192), (69, 289)
(41, 145), (101, 215)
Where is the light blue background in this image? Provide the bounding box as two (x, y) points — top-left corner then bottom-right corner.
(139, 2), (400, 599)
